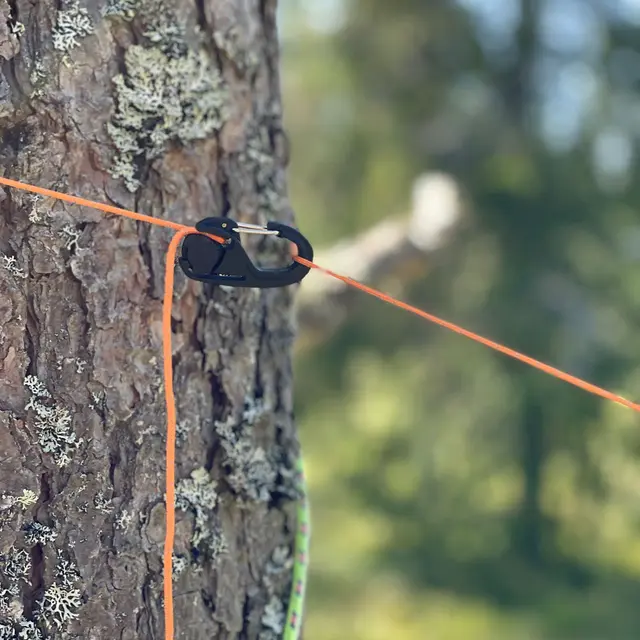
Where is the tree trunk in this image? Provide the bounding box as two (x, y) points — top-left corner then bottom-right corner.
(0, 1), (303, 638)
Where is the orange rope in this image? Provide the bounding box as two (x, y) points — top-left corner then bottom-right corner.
(162, 230), (189, 639)
(0, 176), (188, 232)
(295, 257), (640, 412)
(2, 175), (640, 640)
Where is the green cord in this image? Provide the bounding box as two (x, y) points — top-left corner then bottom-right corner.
(283, 457), (310, 639)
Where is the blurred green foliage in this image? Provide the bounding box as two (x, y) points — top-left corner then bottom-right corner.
(280, 0), (640, 637)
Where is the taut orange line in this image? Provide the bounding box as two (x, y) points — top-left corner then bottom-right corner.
(0, 176), (189, 232)
(294, 256), (640, 413)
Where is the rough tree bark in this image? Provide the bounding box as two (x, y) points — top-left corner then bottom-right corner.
(0, 1), (303, 639)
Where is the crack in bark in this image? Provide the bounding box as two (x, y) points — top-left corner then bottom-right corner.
(240, 588), (252, 638)
(108, 448), (120, 492)
(194, 0), (208, 33)
(23, 543), (43, 618)
(258, 0), (278, 89)
(65, 252), (92, 368)
(273, 366), (283, 418)
(137, 225), (157, 301)
(190, 286), (208, 363)
(2, 57), (29, 110)
(1, 120), (28, 157)
(39, 472), (52, 505)
(200, 587), (215, 614)
(205, 370), (226, 472)
(138, 568), (157, 640)
(24, 294), (39, 376)
(6, 0), (16, 22)
(253, 300), (267, 402)
(219, 172), (231, 218)
(23, 474), (51, 617)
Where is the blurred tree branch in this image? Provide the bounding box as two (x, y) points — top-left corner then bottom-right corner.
(295, 172), (466, 350)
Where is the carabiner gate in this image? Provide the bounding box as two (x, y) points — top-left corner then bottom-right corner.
(178, 217), (314, 288)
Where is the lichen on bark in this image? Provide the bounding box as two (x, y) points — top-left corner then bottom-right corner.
(0, 0), (302, 637)
(107, 43), (228, 192)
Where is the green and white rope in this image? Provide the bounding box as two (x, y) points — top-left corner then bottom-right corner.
(284, 457), (310, 639)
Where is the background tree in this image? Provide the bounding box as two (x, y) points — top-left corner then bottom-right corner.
(282, 0), (640, 638)
(0, 1), (304, 638)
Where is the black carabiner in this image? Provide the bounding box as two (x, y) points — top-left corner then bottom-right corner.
(178, 217), (314, 288)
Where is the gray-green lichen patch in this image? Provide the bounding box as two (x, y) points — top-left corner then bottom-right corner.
(0, 546), (31, 582)
(27, 198), (42, 224)
(16, 620), (43, 639)
(60, 225), (80, 251)
(35, 582), (82, 630)
(141, 10), (187, 53)
(259, 596), (285, 639)
(241, 122), (288, 219)
(115, 509), (133, 530)
(214, 26), (260, 73)
(107, 44), (227, 192)
(175, 420), (192, 446)
(215, 402), (280, 504)
(0, 619), (43, 639)
(93, 491), (113, 514)
(173, 467), (228, 567)
(15, 490), (37, 510)
(23, 521), (57, 546)
(0, 588), (22, 623)
(29, 60), (47, 99)
(172, 553), (188, 577)
(9, 22), (25, 38)
(175, 467), (220, 550)
(0, 548), (79, 636)
(54, 557), (80, 590)
(176, 468), (218, 513)
(23, 376), (82, 468)
(23, 376), (50, 398)
(52, 1), (94, 52)
(228, 443), (277, 503)
(263, 545), (294, 590)
(33, 561), (81, 632)
(0, 545), (43, 640)
(258, 547), (297, 639)
(0, 1), (20, 60)
(0, 254), (27, 279)
(258, 547), (295, 639)
(103, 0), (139, 21)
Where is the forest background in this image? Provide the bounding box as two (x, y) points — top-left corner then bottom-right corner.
(279, 1), (640, 638)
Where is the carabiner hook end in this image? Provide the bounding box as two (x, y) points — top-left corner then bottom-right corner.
(178, 217), (313, 288)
